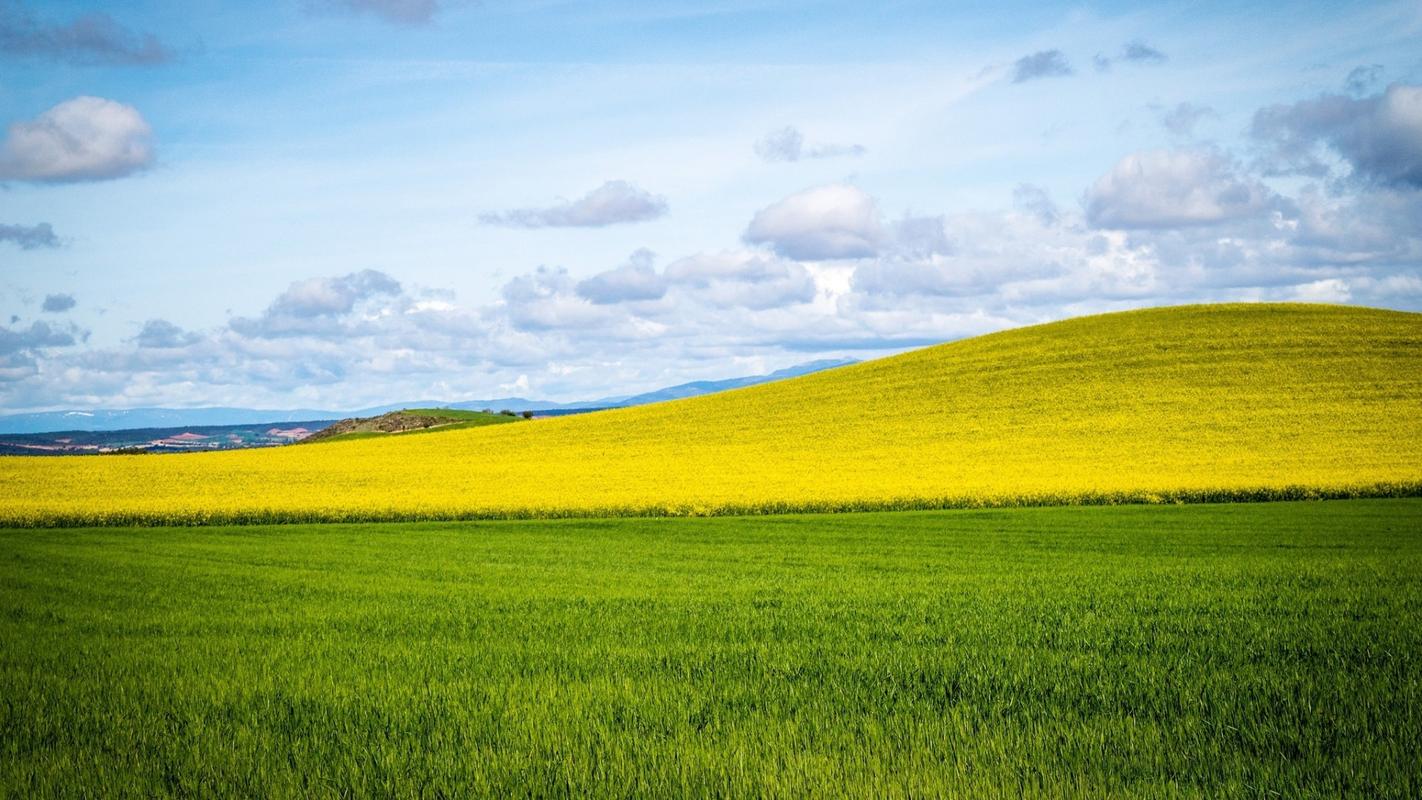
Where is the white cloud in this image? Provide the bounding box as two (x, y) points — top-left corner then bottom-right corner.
(1012, 184), (1060, 226)
(507, 248), (817, 338)
(134, 319), (200, 349)
(501, 266), (624, 332)
(664, 250), (817, 309)
(1363, 274), (1422, 295)
(230, 270), (403, 338)
(890, 215), (954, 259)
(1251, 83), (1422, 188)
(1289, 278), (1351, 303)
(1085, 149), (1275, 229)
(754, 126), (866, 163)
(0, 96), (154, 183)
(744, 184), (886, 260)
(576, 249), (668, 304)
(9, 74), (1422, 412)
(480, 181), (669, 228)
(853, 206), (1149, 302)
(0, 320), (78, 356)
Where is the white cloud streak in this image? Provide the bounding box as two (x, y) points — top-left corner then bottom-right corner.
(480, 181), (669, 228)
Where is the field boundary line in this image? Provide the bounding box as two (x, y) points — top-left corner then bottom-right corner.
(4, 481), (1421, 528)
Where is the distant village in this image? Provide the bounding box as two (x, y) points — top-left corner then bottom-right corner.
(0, 422), (331, 456)
(139, 426), (317, 452)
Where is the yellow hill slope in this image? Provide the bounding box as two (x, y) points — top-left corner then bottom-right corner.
(2, 303), (1420, 525)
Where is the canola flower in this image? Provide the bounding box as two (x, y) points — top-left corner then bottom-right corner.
(1, 303), (1419, 526)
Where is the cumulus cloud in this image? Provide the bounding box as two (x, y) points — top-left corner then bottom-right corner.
(1011, 50), (1073, 83)
(309, 0), (440, 25)
(0, 319), (79, 383)
(1289, 278), (1351, 303)
(230, 270), (403, 338)
(1012, 184), (1060, 226)
(0, 222), (58, 249)
(0, 320), (74, 353)
(270, 270), (401, 318)
(475, 248), (828, 391)
(1251, 83), (1422, 188)
(663, 250), (817, 309)
(41, 293), (75, 313)
(850, 175), (1420, 314)
(7, 175), (1421, 409)
(576, 249), (667, 304)
(0, 271), (555, 407)
(0, 6), (170, 65)
(754, 126), (866, 163)
(556, 247), (816, 315)
(744, 184), (886, 260)
(4, 250), (818, 407)
(852, 207), (1111, 301)
(0, 96), (154, 183)
(7, 79), (1422, 412)
(1280, 183), (1422, 268)
(501, 266), (623, 332)
(480, 181), (668, 228)
(1085, 149), (1275, 229)
(891, 215), (954, 259)
(135, 319), (200, 349)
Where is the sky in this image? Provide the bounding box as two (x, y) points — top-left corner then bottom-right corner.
(1, 0), (1420, 412)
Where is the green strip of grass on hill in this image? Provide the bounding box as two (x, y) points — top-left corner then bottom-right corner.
(3, 500), (1419, 798)
(303, 407), (524, 444)
(400, 407), (524, 421)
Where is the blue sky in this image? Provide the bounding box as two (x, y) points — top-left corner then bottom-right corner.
(2, 0), (1420, 411)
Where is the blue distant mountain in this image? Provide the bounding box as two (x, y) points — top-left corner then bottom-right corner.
(0, 359), (856, 434)
(597, 359), (857, 407)
(0, 407), (352, 435)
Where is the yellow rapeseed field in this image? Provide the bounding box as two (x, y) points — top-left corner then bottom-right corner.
(2, 303), (1419, 525)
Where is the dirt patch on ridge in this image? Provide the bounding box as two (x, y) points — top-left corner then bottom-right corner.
(303, 411), (465, 443)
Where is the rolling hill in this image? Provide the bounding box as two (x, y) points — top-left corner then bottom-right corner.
(2, 303), (1419, 525)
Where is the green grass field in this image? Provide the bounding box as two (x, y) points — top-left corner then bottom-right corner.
(303, 407), (523, 444)
(3, 500), (1419, 798)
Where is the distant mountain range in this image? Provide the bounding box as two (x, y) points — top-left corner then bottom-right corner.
(0, 359), (856, 434)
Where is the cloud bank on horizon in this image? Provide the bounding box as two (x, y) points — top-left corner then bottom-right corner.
(1, 0), (1421, 412)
